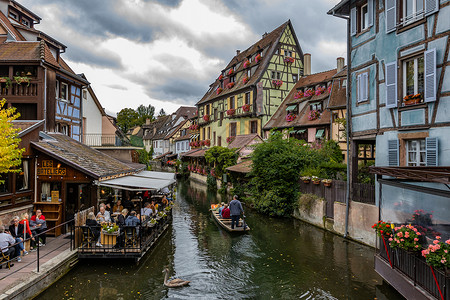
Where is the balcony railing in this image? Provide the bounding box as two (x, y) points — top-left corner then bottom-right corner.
(0, 81), (39, 97)
(83, 134), (130, 147)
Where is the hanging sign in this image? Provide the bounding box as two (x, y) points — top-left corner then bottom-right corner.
(37, 160), (67, 176)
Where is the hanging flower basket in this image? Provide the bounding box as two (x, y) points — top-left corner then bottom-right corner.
(312, 176), (320, 184)
(226, 108), (235, 116)
(227, 69), (234, 76)
(0, 77), (11, 89)
(301, 176), (311, 183)
(284, 57), (294, 64)
(255, 53), (262, 62)
(315, 86), (326, 96)
(294, 91), (304, 99)
(216, 87), (223, 95)
(304, 89), (314, 97)
(308, 110), (320, 121)
(242, 76), (249, 84)
(272, 80), (283, 88)
(242, 104), (250, 112)
(322, 179), (332, 187)
(203, 115), (210, 122)
(285, 113), (296, 122)
(226, 82), (235, 89)
(243, 60), (250, 68)
(14, 76), (30, 87)
(218, 74), (224, 80)
(226, 136), (235, 144)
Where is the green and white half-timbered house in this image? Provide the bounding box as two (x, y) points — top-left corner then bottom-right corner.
(196, 20), (304, 147)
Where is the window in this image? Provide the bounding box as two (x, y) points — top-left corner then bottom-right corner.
(403, 55), (424, 102)
(205, 104), (210, 115)
(218, 136), (222, 147)
(310, 102), (323, 112)
(21, 18), (30, 27)
(61, 83), (68, 101)
(230, 75), (236, 83)
(406, 139), (426, 166)
(177, 143), (180, 151)
(361, 4), (369, 31)
(230, 96), (235, 109)
(247, 69), (251, 78)
(271, 71), (281, 80)
(214, 108), (218, 121)
(207, 127), (210, 140)
(293, 74), (298, 82)
(230, 123), (237, 137)
(402, 0), (424, 24)
(244, 92), (251, 105)
(57, 123), (70, 136)
(357, 71), (369, 103)
(219, 112), (224, 126)
(82, 90), (87, 99)
(250, 121), (258, 134)
(351, 0), (373, 35)
(285, 50), (293, 57)
(8, 11), (18, 21)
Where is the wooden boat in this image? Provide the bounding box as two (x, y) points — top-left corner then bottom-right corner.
(211, 207), (250, 232)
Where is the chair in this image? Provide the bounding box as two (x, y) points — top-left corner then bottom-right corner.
(80, 226), (95, 248)
(123, 226), (137, 248)
(0, 251), (12, 269)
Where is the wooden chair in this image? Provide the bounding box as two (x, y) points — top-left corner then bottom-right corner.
(0, 251), (12, 270)
(80, 226), (95, 248)
(123, 226), (137, 248)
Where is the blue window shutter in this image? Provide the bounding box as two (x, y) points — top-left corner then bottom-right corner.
(368, 0), (374, 27)
(385, 0), (396, 33)
(385, 61), (397, 108)
(356, 74), (361, 102)
(426, 137), (438, 166)
(388, 140), (399, 166)
(425, 0), (439, 16)
(363, 73), (369, 101)
(424, 48), (436, 102)
(351, 7), (357, 36)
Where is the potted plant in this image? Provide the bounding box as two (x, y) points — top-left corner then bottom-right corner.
(372, 221), (393, 238)
(272, 80), (283, 88)
(226, 82), (235, 89)
(226, 136), (235, 144)
(242, 104), (250, 112)
(301, 176), (311, 183)
(14, 76), (30, 86)
(243, 60), (250, 68)
(422, 236), (450, 275)
(389, 224), (422, 252)
(284, 57), (294, 64)
(216, 87), (223, 95)
(148, 218), (157, 227)
(285, 113), (296, 122)
(227, 69), (234, 76)
(294, 90), (304, 99)
(218, 74), (224, 80)
(322, 179), (332, 187)
(101, 223), (119, 235)
(226, 108), (235, 116)
(403, 94), (422, 106)
(203, 115), (210, 122)
(255, 53), (262, 62)
(315, 86), (326, 96)
(308, 110), (320, 121)
(0, 77), (11, 89)
(242, 76), (249, 84)
(312, 176), (320, 184)
(304, 89), (314, 97)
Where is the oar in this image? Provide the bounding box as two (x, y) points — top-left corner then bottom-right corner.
(242, 214), (246, 231)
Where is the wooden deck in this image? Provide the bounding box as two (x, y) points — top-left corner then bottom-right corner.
(211, 211), (250, 232)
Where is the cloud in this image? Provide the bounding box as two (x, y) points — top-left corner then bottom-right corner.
(106, 84), (128, 91)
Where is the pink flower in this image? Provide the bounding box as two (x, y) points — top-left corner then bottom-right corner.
(441, 258), (447, 263)
(396, 240), (400, 243)
(433, 240), (439, 244)
(436, 236), (441, 240)
(414, 238), (419, 242)
(446, 240), (450, 245)
(417, 232), (421, 236)
(400, 239), (404, 242)
(415, 245), (419, 248)
(388, 238), (393, 241)
(444, 250), (448, 253)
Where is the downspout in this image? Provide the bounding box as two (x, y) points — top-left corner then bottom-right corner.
(40, 61), (47, 132)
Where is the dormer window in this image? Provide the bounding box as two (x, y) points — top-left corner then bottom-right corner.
(8, 11), (18, 21)
(21, 18), (30, 27)
(285, 50), (293, 57)
(310, 101), (323, 112)
(230, 75), (236, 83)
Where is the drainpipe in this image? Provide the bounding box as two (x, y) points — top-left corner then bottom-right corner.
(40, 61), (47, 132)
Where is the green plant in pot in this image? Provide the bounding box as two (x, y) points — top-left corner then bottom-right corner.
(0, 77), (12, 89)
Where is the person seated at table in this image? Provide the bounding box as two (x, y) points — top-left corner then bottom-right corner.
(86, 212), (102, 247)
(0, 225), (16, 268)
(96, 204), (111, 224)
(122, 197), (134, 211)
(8, 217), (27, 262)
(30, 210), (47, 246)
(113, 200), (123, 213)
(116, 209), (128, 227)
(141, 202), (153, 218)
(125, 211), (140, 227)
(19, 213), (36, 250)
(221, 204), (230, 219)
(161, 195), (169, 207)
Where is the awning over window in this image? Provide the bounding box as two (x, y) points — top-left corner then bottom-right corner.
(97, 171), (176, 191)
(296, 129), (306, 133)
(315, 129), (325, 138)
(286, 105), (297, 111)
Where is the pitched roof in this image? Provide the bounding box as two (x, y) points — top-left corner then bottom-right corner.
(31, 132), (138, 179)
(0, 41), (60, 68)
(227, 133), (262, 150)
(328, 67), (347, 109)
(165, 119), (188, 140)
(0, 11), (25, 41)
(175, 106), (197, 119)
(264, 69), (337, 130)
(226, 160), (252, 174)
(142, 115), (171, 140)
(197, 21), (299, 106)
(12, 120), (44, 137)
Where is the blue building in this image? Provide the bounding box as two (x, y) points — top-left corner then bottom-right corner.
(329, 0), (450, 298)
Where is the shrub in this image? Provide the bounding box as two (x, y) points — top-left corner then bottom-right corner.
(206, 174), (217, 191)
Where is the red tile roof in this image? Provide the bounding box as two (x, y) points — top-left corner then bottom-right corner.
(0, 41), (59, 68)
(227, 133), (262, 150)
(226, 160), (252, 174)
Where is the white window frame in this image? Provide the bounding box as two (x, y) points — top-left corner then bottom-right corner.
(402, 55), (424, 100)
(60, 82), (69, 102)
(406, 139), (426, 166)
(402, 0), (425, 25)
(271, 71), (281, 80)
(361, 3), (369, 31)
(55, 80), (60, 99)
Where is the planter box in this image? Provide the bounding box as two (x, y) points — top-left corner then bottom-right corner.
(404, 99), (421, 106)
(101, 232), (118, 245)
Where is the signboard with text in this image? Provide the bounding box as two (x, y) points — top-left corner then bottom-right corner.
(37, 160), (67, 176)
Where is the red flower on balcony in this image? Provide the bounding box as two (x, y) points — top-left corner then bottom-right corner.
(189, 124), (199, 130)
(315, 86), (326, 96)
(228, 69), (234, 76)
(218, 74), (224, 80)
(284, 57), (294, 64)
(204, 139), (210, 146)
(272, 80), (283, 88)
(243, 60), (250, 68)
(327, 85), (332, 93)
(286, 113), (297, 122)
(226, 82), (235, 89)
(255, 53), (262, 62)
(242, 76), (249, 84)
(216, 87), (223, 95)
(308, 110), (320, 121)
(294, 91), (304, 99)
(226, 108), (236, 116)
(226, 136), (235, 143)
(304, 89), (314, 97)
(242, 104), (250, 112)
(203, 115), (210, 122)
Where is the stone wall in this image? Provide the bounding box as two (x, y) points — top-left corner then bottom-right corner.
(0, 205), (33, 228)
(292, 195), (325, 228)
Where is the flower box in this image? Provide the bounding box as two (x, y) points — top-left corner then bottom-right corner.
(294, 91), (304, 99)
(308, 110), (320, 121)
(255, 53), (262, 62)
(203, 115), (210, 122)
(226, 108), (235, 116)
(216, 87), (223, 95)
(227, 69), (234, 76)
(315, 86), (326, 96)
(100, 231), (118, 246)
(226, 82), (235, 89)
(226, 136), (235, 143)
(242, 76), (249, 84)
(404, 98), (421, 106)
(14, 76), (30, 86)
(285, 113), (296, 122)
(243, 60), (250, 68)
(284, 57), (294, 64)
(272, 80), (283, 88)
(242, 104), (250, 112)
(304, 89), (314, 97)
(218, 75), (224, 80)
(403, 94), (422, 106)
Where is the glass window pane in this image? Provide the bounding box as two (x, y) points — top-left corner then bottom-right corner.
(406, 0), (414, 17)
(416, 0), (424, 13)
(405, 60), (415, 95)
(417, 56), (424, 95)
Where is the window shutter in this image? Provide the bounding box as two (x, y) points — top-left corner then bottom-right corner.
(424, 48), (437, 102)
(363, 73), (369, 101)
(368, 0), (374, 27)
(426, 137), (438, 166)
(351, 7), (357, 36)
(356, 74), (361, 102)
(385, 62), (397, 108)
(385, 0), (396, 33)
(388, 140), (399, 166)
(425, 0), (439, 16)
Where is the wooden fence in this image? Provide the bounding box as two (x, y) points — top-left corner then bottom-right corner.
(298, 180), (375, 219)
(74, 207), (95, 248)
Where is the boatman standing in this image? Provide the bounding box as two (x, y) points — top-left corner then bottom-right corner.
(229, 195), (244, 229)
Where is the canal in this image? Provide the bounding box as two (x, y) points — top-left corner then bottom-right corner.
(36, 181), (403, 299)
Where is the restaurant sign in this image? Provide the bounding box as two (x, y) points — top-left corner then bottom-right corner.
(37, 160), (67, 176)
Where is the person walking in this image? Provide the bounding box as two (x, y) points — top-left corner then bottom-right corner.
(229, 195), (244, 229)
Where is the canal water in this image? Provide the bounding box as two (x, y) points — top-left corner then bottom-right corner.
(36, 181), (403, 299)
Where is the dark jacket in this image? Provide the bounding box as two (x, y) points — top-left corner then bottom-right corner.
(116, 214), (126, 228)
(86, 219), (100, 239)
(9, 223), (25, 239)
(229, 199), (244, 216)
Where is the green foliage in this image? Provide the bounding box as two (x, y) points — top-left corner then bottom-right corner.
(117, 108), (139, 133)
(204, 146), (238, 178)
(318, 161), (347, 180)
(136, 104), (155, 125)
(137, 148), (150, 165)
(206, 174), (217, 191)
(297, 193), (321, 214)
(319, 140), (344, 163)
(158, 108), (166, 117)
(129, 135), (144, 147)
(357, 160), (375, 184)
(179, 162), (190, 178)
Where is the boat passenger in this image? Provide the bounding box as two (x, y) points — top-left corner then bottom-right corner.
(229, 195), (244, 229)
(86, 212), (101, 247)
(218, 202), (225, 217)
(162, 195), (169, 207)
(221, 204), (230, 219)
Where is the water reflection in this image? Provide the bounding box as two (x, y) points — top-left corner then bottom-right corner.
(36, 181), (403, 299)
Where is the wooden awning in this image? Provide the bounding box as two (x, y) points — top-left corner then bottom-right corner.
(370, 166), (450, 184)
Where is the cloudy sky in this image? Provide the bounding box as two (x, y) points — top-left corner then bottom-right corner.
(21, 0), (346, 115)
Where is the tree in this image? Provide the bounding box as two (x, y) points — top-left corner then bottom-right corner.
(0, 99), (24, 183)
(158, 108), (166, 117)
(136, 104), (155, 125)
(116, 108), (139, 133)
(204, 146), (238, 178)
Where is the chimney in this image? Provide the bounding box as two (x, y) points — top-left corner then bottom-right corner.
(262, 32), (268, 38)
(303, 53), (311, 76)
(236, 50), (240, 56)
(337, 57), (345, 73)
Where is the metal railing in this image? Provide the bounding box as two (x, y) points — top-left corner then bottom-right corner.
(82, 134), (130, 147)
